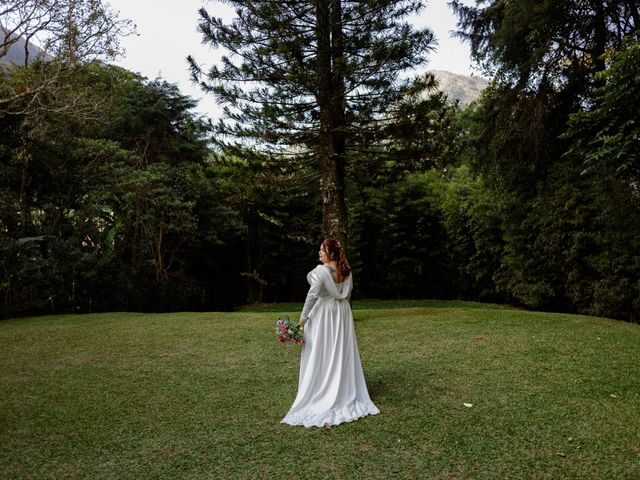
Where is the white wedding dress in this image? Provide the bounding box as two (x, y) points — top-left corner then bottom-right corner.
(281, 264), (379, 427)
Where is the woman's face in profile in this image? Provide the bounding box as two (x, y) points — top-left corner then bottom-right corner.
(319, 244), (329, 264)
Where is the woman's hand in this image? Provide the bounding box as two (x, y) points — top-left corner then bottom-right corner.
(300, 318), (307, 327)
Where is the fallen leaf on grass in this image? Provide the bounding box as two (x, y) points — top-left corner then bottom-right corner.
(463, 403), (473, 408)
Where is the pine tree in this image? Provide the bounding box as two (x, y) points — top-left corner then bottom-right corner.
(188, 0), (435, 244)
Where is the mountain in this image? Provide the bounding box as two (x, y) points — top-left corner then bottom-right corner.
(429, 70), (489, 106)
(1, 32), (489, 106)
(1, 27), (47, 67)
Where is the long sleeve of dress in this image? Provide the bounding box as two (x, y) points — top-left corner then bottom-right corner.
(300, 269), (323, 323)
(300, 292), (318, 323)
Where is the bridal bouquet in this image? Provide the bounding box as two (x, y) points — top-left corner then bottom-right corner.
(275, 316), (304, 344)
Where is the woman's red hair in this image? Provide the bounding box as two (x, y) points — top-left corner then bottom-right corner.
(322, 237), (351, 282)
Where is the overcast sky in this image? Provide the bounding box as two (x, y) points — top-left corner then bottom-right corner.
(107, 0), (480, 119)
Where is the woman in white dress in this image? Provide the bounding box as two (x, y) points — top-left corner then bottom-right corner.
(282, 237), (379, 427)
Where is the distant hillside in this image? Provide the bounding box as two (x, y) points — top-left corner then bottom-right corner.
(430, 70), (489, 105)
(1, 32), (489, 107)
(1, 27), (46, 67)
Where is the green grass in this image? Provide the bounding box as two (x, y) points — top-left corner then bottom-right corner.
(1, 301), (639, 479)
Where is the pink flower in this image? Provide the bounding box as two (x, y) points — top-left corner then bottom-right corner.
(275, 315), (303, 345)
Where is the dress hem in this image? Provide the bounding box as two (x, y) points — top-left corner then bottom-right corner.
(281, 402), (380, 428)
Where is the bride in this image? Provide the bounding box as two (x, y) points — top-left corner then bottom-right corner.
(281, 237), (379, 427)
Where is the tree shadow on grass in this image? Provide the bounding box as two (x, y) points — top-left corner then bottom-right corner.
(365, 361), (445, 411)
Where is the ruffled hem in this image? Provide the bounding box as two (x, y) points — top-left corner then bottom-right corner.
(281, 401), (380, 428)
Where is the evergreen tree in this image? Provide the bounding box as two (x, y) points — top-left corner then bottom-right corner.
(450, 0), (640, 193)
(449, 0), (640, 318)
(188, 0), (435, 244)
(450, 0), (639, 92)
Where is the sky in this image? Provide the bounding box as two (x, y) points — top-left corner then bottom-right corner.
(107, 0), (480, 119)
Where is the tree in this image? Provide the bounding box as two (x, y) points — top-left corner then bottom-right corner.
(189, 0), (435, 244)
(448, 0), (640, 319)
(209, 153), (321, 303)
(1, 0), (134, 235)
(450, 0), (639, 93)
(439, 164), (503, 301)
(1, 0), (135, 106)
(449, 0), (640, 194)
(84, 75), (224, 306)
(0, 61), (247, 317)
(349, 171), (453, 299)
(564, 37), (640, 181)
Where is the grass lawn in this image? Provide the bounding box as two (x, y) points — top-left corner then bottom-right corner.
(1, 300), (639, 479)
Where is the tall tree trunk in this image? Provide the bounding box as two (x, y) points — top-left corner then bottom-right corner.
(626, 0), (640, 38)
(18, 130), (32, 234)
(591, 0), (607, 77)
(329, 0), (347, 246)
(245, 205), (263, 304)
(316, 0), (347, 246)
(155, 223), (164, 283)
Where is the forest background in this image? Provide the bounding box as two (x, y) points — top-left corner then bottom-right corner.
(1, 0), (639, 322)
